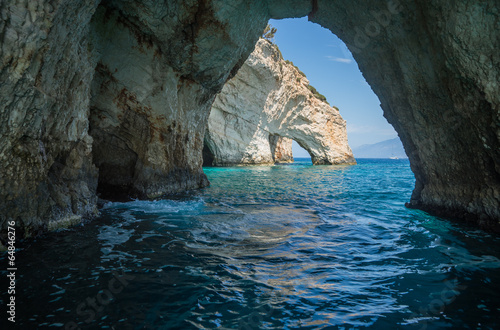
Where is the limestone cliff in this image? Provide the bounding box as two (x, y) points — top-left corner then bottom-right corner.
(205, 39), (355, 166)
(1, 0), (499, 239)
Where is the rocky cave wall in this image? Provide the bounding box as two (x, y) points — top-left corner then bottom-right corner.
(0, 0), (275, 236)
(0, 0), (100, 235)
(1, 0), (499, 239)
(205, 39), (355, 166)
(310, 0), (499, 229)
(87, 1), (292, 200)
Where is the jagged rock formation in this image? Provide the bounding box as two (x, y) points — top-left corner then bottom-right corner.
(1, 0), (499, 239)
(87, 6), (215, 200)
(205, 39), (355, 166)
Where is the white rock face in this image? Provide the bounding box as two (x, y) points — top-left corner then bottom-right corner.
(205, 39), (356, 166)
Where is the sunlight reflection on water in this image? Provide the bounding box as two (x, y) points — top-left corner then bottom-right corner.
(2, 159), (500, 329)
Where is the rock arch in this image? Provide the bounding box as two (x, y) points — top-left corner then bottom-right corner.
(0, 0), (498, 237)
(204, 39), (355, 166)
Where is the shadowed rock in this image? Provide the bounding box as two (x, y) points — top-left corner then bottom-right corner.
(0, 0), (498, 239)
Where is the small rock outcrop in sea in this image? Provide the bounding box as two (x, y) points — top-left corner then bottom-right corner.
(205, 39), (355, 166)
(1, 0), (499, 239)
(270, 136), (294, 163)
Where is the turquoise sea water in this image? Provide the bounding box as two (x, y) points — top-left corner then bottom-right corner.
(2, 158), (500, 329)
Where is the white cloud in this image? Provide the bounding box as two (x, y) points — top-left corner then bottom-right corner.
(325, 55), (353, 64)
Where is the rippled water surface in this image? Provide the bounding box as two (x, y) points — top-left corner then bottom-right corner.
(2, 159), (500, 329)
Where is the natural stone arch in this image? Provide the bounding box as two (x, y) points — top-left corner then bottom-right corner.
(0, 0), (498, 238)
(205, 38), (355, 166)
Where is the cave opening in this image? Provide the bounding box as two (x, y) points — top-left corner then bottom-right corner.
(202, 140), (216, 167)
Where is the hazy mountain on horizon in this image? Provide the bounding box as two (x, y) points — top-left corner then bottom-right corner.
(353, 138), (408, 159)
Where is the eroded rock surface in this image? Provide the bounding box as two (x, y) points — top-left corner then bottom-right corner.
(87, 1), (290, 200)
(0, 0), (100, 236)
(0, 0), (272, 237)
(310, 0), (500, 229)
(205, 39), (355, 166)
(1, 0), (499, 239)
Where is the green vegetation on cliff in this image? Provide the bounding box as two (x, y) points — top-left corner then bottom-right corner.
(263, 23), (331, 106)
(262, 23), (277, 42)
(307, 84), (329, 105)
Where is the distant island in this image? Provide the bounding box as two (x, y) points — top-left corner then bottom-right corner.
(353, 138), (408, 159)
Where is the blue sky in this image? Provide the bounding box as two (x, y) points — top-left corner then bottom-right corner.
(269, 18), (398, 157)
